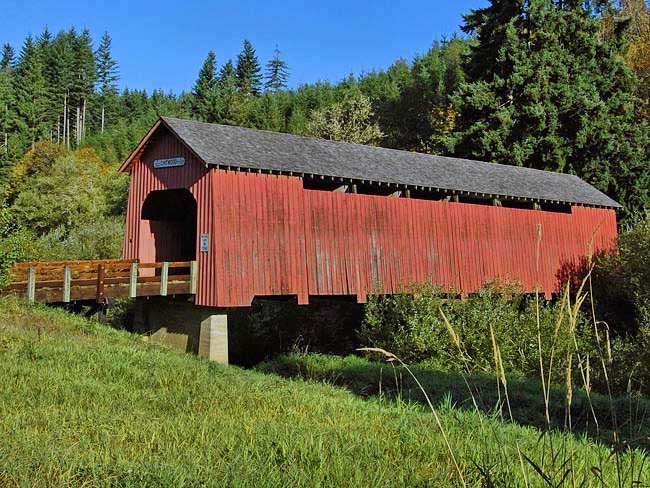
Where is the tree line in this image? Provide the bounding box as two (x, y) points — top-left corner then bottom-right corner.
(0, 29), (117, 157)
(0, 0), (649, 221)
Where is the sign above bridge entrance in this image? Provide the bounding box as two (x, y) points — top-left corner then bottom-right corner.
(153, 157), (185, 169)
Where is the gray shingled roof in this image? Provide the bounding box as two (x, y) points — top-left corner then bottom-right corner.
(161, 116), (621, 208)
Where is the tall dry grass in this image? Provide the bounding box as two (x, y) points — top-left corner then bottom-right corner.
(357, 226), (649, 486)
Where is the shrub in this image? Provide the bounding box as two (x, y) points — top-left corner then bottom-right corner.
(3, 141), (65, 202)
(0, 207), (46, 284)
(39, 216), (124, 261)
(359, 283), (588, 381)
(592, 215), (650, 333)
(590, 215), (650, 393)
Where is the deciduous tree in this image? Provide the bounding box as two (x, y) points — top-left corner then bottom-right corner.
(620, 0), (650, 118)
(306, 93), (383, 145)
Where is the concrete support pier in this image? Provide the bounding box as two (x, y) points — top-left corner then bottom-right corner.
(133, 297), (229, 365)
(199, 315), (228, 364)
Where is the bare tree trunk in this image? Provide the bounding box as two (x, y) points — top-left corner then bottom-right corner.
(101, 103), (105, 133)
(76, 105), (80, 146)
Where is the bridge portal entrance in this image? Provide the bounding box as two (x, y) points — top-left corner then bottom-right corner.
(141, 189), (197, 263)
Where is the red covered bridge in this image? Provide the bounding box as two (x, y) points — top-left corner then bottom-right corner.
(120, 116), (619, 308)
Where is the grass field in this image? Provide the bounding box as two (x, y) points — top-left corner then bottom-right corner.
(259, 353), (650, 448)
(1, 298), (648, 487)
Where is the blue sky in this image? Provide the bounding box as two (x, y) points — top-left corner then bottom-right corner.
(1, 0), (487, 94)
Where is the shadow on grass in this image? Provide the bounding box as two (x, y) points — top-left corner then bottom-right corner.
(258, 353), (650, 449)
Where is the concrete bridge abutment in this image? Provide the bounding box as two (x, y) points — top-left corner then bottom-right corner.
(133, 296), (229, 365)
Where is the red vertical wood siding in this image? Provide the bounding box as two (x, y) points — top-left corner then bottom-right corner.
(122, 127), (215, 303)
(123, 129), (618, 308)
(205, 170), (617, 307)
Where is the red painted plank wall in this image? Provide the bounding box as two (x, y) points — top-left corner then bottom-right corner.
(206, 169), (617, 307)
(122, 128), (216, 304)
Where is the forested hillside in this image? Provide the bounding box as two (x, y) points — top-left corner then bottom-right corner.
(0, 0), (649, 274)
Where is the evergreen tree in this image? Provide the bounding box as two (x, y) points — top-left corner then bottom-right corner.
(217, 59), (246, 124)
(219, 59), (237, 91)
(95, 32), (119, 132)
(1, 44), (15, 70)
(37, 27), (53, 50)
(0, 52), (15, 160)
(71, 29), (97, 143)
(450, 0), (650, 217)
(14, 35), (48, 150)
(252, 91), (291, 131)
(264, 45), (289, 92)
(235, 39), (262, 96)
(49, 30), (76, 148)
(37, 27), (61, 140)
(191, 51), (218, 122)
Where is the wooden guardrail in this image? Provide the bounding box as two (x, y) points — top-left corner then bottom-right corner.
(3, 259), (198, 304)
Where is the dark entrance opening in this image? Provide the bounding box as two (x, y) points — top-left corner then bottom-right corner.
(141, 189), (197, 262)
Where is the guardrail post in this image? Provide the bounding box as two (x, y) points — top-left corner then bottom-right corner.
(63, 266), (71, 303)
(189, 261), (198, 294)
(160, 262), (169, 296)
(96, 264), (105, 303)
(129, 262), (138, 298)
(27, 267), (36, 304)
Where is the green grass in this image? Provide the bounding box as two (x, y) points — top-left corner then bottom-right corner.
(259, 353), (650, 447)
(0, 298), (648, 487)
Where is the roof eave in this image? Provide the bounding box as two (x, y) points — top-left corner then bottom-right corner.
(118, 117), (209, 173)
(204, 161), (622, 210)
(118, 119), (163, 173)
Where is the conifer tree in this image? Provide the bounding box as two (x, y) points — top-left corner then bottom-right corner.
(1, 44), (15, 70)
(14, 35), (48, 150)
(53, 30), (79, 148)
(235, 39), (262, 96)
(95, 32), (119, 132)
(0, 44), (15, 158)
(219, 59), (237, 91)
(0, 50), (15, 158)
(191, 51), (218, 122)
(37, 28), (52, 50)
(37, 27), (61, 140)
(450, 0), (650, 217)
(264, 45), (289, 92)
(219, 59), (246, 125)
(71, 29), (97, 143)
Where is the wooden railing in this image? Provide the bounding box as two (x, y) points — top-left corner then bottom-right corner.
(3, 259), (198, 304)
